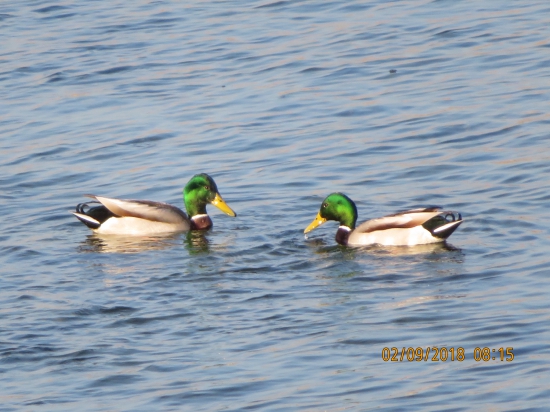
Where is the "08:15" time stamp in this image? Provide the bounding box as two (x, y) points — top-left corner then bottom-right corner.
(381, 347), (514, 362)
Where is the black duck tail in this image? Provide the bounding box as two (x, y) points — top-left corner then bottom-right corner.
(73, 201), (115, 229)
(422, 211), (463, 240)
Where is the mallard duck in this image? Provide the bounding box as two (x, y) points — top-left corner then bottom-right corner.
(73, 173), (236, 235)
(304, 193), (462, 246)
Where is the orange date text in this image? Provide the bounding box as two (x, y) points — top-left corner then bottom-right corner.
(381, 347), (465, 362)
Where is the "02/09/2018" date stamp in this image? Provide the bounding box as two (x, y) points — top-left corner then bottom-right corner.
(381, 347), (514, 362)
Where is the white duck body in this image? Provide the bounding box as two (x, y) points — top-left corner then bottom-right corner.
(96, 217), (188, 235)
(344, 208), (463, 246)
(73, 196), (192, 235)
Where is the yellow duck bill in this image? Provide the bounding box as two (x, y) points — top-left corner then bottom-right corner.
(211, 193), (237, 217)
(304, 212), (327, 233)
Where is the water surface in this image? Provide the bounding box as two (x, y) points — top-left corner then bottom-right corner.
(1, 1), (550, 410)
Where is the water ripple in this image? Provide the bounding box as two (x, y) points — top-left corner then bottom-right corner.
(1, 0), (550, 410)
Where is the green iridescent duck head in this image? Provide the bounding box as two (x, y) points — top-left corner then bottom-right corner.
(304, 193), (358, 233)
(184, 173), (236, 218)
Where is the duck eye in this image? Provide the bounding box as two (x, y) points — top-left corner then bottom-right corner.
(204, 185), (210, 191)
(322, 203), (328, 208)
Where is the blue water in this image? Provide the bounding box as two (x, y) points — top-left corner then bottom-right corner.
(2, 1), (550, 410)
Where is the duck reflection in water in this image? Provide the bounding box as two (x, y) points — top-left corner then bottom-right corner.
(306, 236), (462, 258)
(184, 230), (210, 254)
(78, 233), (182, 254)
(77, 230), (212, 254)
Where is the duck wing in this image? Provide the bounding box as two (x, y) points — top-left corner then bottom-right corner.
(355, 207), (445, 233)
(86, 195), (190, 225)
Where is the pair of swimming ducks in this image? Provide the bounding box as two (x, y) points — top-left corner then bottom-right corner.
(73, 173), (463, 246)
